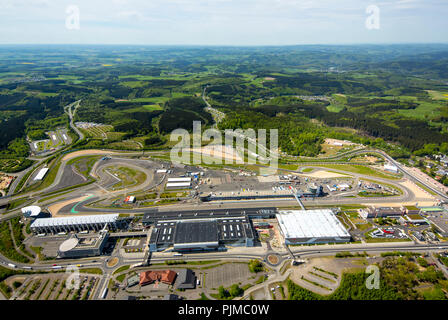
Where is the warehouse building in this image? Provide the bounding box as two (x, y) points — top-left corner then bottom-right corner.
(57, 229), (109, 258)
(276, 209), (351, 245)
(176, 269), (196, 290)
(167, 177), (191, 183)
(30, 214), (120, 234)
(420, 206), (445, 214)
(149, 216), (255, 252)
(126, 274), (140, 288)
(400, 214), (428, 225)
(358, 206), (404, 219)
(166, 182), (191, 189)
(402, 205), (421, 215)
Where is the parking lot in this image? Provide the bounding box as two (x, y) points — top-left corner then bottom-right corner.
(29, 129), (71, 156)
(204, 262), (255, 289)
(6, 273), (99, 300)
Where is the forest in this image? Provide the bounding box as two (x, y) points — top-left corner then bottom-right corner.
(0, 44), (447, 165)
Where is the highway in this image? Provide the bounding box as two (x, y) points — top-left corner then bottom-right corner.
(64, 100), (84, 141)
(345, 149), (448, 201)
(2, 229), (448, 300)
(2, 240), (448, 274)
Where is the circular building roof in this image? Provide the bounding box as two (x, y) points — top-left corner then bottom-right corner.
(59, 237), (79, 252)
(21, 206), (41, 217)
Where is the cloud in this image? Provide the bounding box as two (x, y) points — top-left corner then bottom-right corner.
(0, 0), (446, 44)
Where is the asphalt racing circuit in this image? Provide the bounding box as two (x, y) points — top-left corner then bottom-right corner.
(1, 145), (447, 300)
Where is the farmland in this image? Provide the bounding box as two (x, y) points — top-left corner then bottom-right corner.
(0, 45), (447, 170)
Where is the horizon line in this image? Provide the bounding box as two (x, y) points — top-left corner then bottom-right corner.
(1, 42), (448, 47)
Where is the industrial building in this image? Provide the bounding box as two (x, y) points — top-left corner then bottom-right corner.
(149, 216), (255, 252)
(57, 229), (109, 258)
(276, 209), (351, 244)
(358, 206), (404, 219)
(166, 182), (191, 189)
(126, 274), (140, 288)
(30, 214), (120, 234)
(402, 206), (421, 215)
(420, 206), (445, 214)
(176, 269), (196, 290)
(400, 214), (428, 225)
(167, 177), (191, 183)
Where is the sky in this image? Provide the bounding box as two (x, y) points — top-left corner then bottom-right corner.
(0, 0), (447, 45)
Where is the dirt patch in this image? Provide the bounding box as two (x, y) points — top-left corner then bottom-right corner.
(107, 257), (119, 268)
(303, 170), (349, 179)
(267, 254), (279, 265)
(258, 175), (280, 183)
(0, 174), (14, 190)
(187, 145), (243, 162)
(324, 138), (357, 146)
(400, 179), (436, 200)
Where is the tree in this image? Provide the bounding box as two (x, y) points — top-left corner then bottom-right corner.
(417, 257), (428, 268)
(218, 286), (230, 299)
(229, 284), (243, 297)
(144, 133), (162, 146)
(248, 260), (263, 273)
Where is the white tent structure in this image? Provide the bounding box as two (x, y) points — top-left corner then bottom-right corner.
(276, 209), (351, 244)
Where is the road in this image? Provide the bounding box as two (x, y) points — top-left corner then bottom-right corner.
(64, 100), (84, 141)
(1, 232), (448, 299)
(346, 149), (448, 201)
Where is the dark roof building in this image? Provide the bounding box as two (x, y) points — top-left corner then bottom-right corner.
(149, 216), (255, 252)
(142, 207), (278, 225)
(174, 220), (219, 251)
(176, 269), (196, 290)
(126, 274), (140, 288)
(163, 294), (180, 300)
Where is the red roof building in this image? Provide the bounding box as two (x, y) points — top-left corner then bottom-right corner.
(139, 270), (177, 286)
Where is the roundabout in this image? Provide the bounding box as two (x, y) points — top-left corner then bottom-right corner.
(265, 253), (282, 267)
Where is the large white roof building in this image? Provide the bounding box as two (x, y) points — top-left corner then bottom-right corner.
(166, 182), (191, 189)
(21, 206), (42, 217)
(30, 214), (119, 233)
(276, 209), (351, 244)
(34, 168), (49, 181)
(167, 177), (192, 183)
